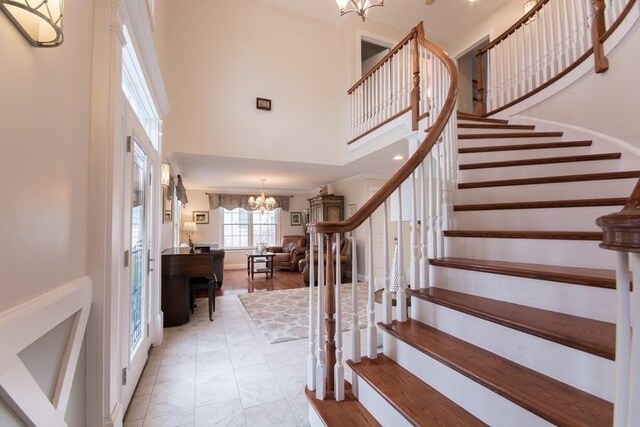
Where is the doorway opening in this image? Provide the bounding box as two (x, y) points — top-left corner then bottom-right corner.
(361, 37), (392, 76)
(456, 36), (489, 114)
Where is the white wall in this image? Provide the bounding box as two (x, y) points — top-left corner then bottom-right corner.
(179, 189), (311, 268)
(457, 52), (474, 113)
(0, 0), (95, 424)
(521, 29), (640, 148)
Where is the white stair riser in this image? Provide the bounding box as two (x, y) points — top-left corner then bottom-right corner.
(411, 298), (614, 400)
(308, 405), (324, 427)
(452, 206), (615, 231)
(458, 137), (566, 148)
(351, 374), (411, 427)
(458, 159), (620, 182)
(431, 266), (616, 323)
(459, 146), (596, 163)
(445, 237), (615, 269)
(383, 333), (553, 427)
(455, 178), (638, 203)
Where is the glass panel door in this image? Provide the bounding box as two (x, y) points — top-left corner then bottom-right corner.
(130, 141), (147, 355)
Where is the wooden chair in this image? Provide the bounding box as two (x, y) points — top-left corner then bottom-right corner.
(189, 272), (216, 321)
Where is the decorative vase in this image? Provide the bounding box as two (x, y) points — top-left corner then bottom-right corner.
(256, 242), (267, 254)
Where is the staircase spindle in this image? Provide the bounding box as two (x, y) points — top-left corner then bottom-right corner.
(324, 233), (336, 395)
(350, 231), (361, 365)
(628, 253), (640, 425)
(308, 233), (317, 391)
(396, 186), (408, 322)
(410, 171), (418, 288)
(315, 233), (325, 400)
(365, 221), (377, 359)
(334, 234), (344, 401)
(382, 201), (392, 324)
(419, 160), (428, 289)
(613, 252), (631, 426)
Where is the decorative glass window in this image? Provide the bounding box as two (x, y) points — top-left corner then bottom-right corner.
(222, 208), (278, 248)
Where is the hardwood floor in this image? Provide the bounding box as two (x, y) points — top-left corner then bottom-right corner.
(216, 268), (307, 296)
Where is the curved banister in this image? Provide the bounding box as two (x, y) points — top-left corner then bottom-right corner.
(597, 179), (640, 252)
(477, 0), (551, 55)
(308, 23), (458, 235)
(347, 25), (419, 95)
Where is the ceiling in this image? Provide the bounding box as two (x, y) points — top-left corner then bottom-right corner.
(172, 139), (410, 193)
(172, 0), (516, 192)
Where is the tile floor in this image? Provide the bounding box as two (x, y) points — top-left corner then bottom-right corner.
(123, 294), (314, 427)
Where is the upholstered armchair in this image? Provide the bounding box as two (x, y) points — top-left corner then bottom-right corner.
(267, 235), (307, 271)
(301, 237), (351, 285)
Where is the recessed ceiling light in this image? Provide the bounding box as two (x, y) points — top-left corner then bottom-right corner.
(393, 155), (404, 160)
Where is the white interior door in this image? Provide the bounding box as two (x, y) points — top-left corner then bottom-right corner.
(121, 103), (154, 409)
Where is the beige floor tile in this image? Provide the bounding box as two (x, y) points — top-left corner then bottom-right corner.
(195, 378), (240, 408)
(144, 397), (195, 427)
(233, 363), (274, 386)
(230, 350), (266, 369)
(194, 398), (246, 427)
(238, 379), (285, 409)
(242, 399), (297, 427)
(125, 394), (151, 422)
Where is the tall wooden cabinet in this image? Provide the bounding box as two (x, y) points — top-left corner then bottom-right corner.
(308, 194), (344, 223)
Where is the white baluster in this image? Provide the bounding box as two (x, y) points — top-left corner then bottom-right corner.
(614, 252), (631, 427)
(519, 26), (527, 96)
(410, 171), (418, 288)
(315, 234), (325, 400)
(561, 0), (574, 64)
(366, 220), (377, 359)
(382, 201), (392, 324)
(548, 5), (559, 77)
(527, 14), (536, 91)
(554, 0), (566, 70)
(307, 233), (317, 391)
(396, 187), (408, 322)
(569, 0), (582, 58)
(420, 160), (428, 289)
(350, 231), (361, 364)
(507, 36), (514, 103)
(427, 152), (437, 260)
(628, 252), (640, 425)
(334, 234), (344, 401)
(579, 0), (590, 53)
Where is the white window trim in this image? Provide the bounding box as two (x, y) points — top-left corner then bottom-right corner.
(219, 208), (280, 250)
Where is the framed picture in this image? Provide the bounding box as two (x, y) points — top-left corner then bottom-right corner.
(164, 211), (172, 222)
(348, 203), (357, 218)
(193, 211), (209, 224)
(290, 211), (302, 226)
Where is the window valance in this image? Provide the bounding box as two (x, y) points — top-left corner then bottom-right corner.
(207, 193), (291, 212)
(176, 175), (188, 206)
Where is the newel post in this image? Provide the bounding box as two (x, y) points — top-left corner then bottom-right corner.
(324, 233), (336, 396)
(475, 53), (485, 115)
(591, 0), (610, 73)
(411, 33), (421, 131)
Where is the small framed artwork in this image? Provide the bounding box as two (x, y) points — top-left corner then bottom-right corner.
(290, 211), (302, 226)
(256, 97), (272, 111)
(164, 211), (172, 222)
(348, 203), (357, 218)
(193, 211), (209, 224)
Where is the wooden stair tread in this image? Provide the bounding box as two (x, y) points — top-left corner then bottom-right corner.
(347, 355), (487, 426)
(457, 113), (509, 124)
(454, 197), (627, 211)
(458, 123), (535, 130)
(430, 257), (616, 289)
(459, 140), (592, 153)
(305, 382), (381, 427)
(444, 230), (602, 240)
(459, 153), (621, 170)
(380, 319), (613, 426)
(408, 287), (615, 359)
(458, 170), (640, 189)
(459, 131), (563, 140)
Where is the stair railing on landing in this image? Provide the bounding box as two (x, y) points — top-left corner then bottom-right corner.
(306, 22), (458, 401)
(475, 0), (638, 116)
(597, 180), (640, 427)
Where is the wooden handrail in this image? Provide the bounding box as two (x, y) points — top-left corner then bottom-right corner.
(347, 25), (419, 95)
(477, 0), (551, 55)
(308, 23), (458, 235)
(597, 179), (640, 253)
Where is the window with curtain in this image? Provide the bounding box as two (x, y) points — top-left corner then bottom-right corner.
(222, 208), (278, 248)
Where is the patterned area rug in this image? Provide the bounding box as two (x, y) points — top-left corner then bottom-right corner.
(239, 283), (369, 344)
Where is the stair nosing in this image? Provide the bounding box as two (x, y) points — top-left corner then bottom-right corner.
(407, 287), (615, 359)
(458, 170), (640, 189)
(458, 153), (621, 170)
(458, 123), (535, 130)
(458, 140), (592, 154)
(305, 382), (381, 427)
(429, 257), (616, 289)
(459, 131), (563, 140)
(457, 114), (509, 124)
(453, 197), (628, 211)
(380, 319), (613, 426)
(444, 230), (603, 241)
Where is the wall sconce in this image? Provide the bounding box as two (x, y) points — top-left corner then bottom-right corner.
(161, 163), (171, 187)
(0, 0), (64, 47)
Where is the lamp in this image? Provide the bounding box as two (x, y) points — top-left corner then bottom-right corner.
(0, 0), (64, 47)
(183, 221), (198, 253)
(161, 163), (171, 187)
(336, 0), (384, 22)
(248, 179), (277, 214)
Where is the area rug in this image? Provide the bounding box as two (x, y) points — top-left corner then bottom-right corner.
(239, 283), (370, 344)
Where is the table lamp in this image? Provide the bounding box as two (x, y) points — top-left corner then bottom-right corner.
(183, 221), (198, 253)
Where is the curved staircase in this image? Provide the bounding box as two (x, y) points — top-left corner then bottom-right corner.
(308, 112), (640, 426)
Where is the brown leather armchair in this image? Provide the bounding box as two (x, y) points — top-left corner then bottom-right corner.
(267, 235), (307, 271)
(301, 238), (351, 285)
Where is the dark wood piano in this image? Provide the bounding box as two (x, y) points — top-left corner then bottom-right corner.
(161, 247), (215, 327)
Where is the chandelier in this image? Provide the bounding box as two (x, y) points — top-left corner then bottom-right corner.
(336, 0), (384, 22)
(248, 179), (277, 214)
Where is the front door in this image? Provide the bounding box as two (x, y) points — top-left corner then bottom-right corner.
(121, 104), (154, 409)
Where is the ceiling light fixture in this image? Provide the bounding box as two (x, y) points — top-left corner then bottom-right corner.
(0, 0), (64, 47)
(523, 0), (538, 22)
(336, 0), (384, 22)
(248, 179), (277, 214)
(393, 155), (404, 160)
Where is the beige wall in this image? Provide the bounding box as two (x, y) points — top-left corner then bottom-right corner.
(521, 30), (640, 148)
(0, 0), (95, 424)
